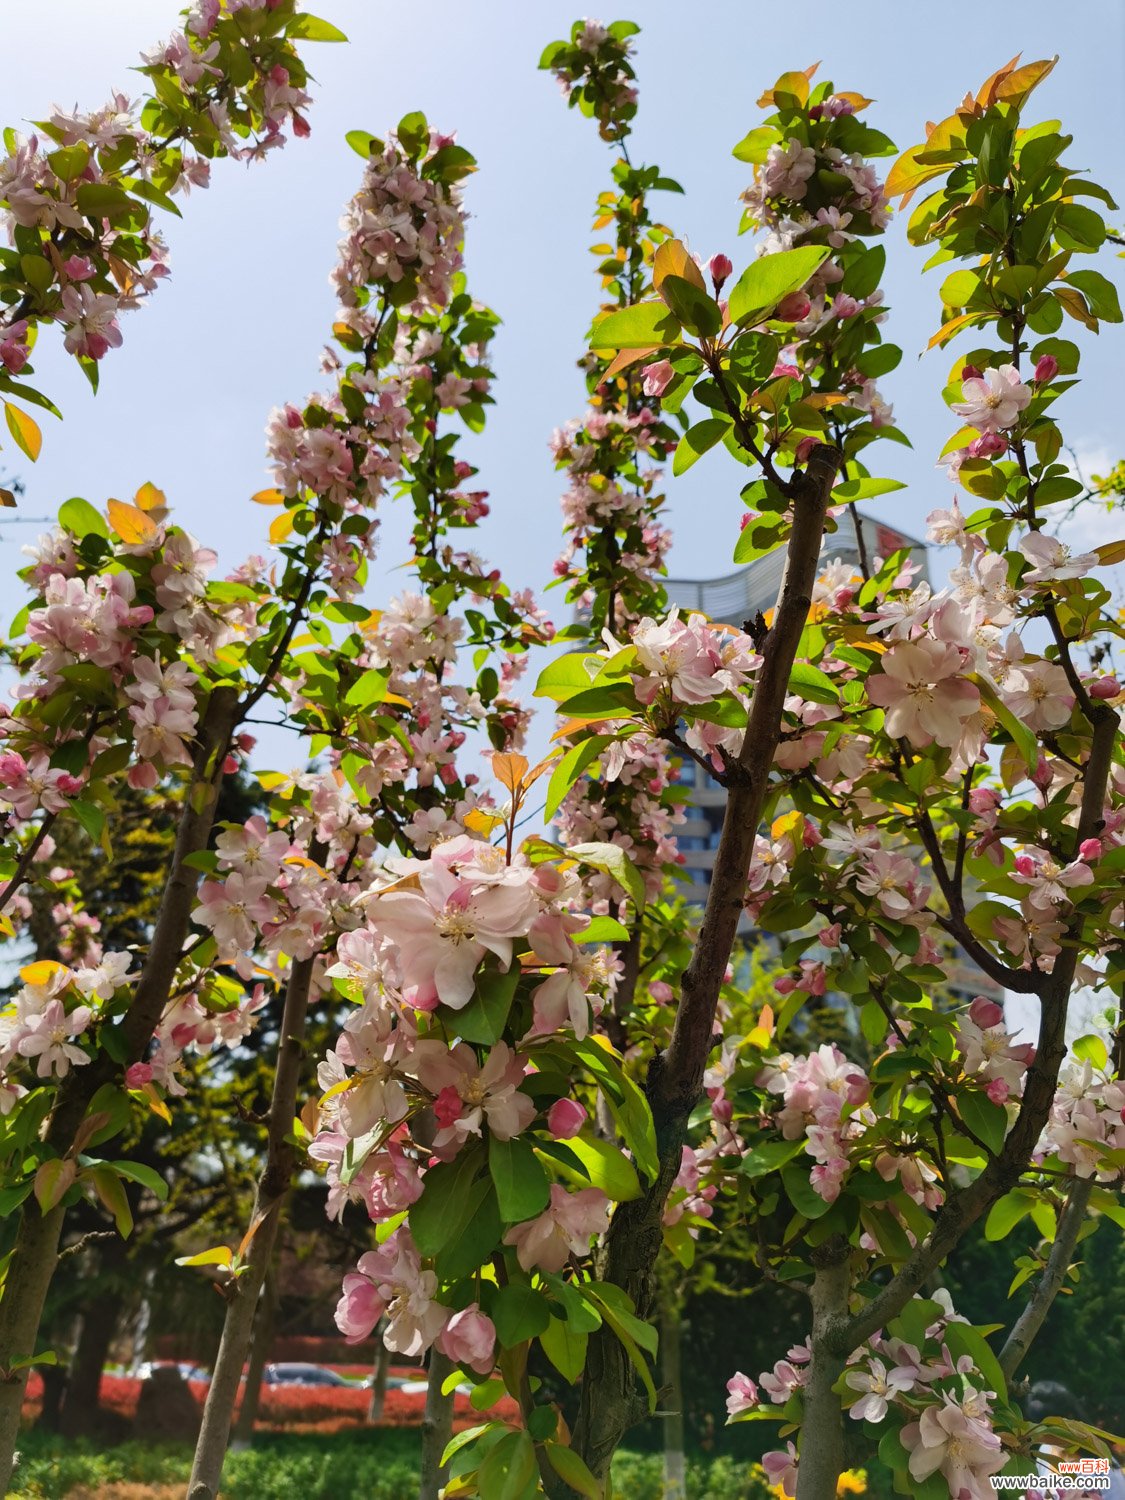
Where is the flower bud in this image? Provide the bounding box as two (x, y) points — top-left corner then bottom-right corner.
(1090, 675), (1120, 700)
(641, 359), (675, 398)
(986, 1078), (1010, 1105)
(125, 1062), (153, 1089)
(961, 364), (984, 382)
(775, 291), (811, 322)
(794, 436), (819, 465)
(1079, 837), (1102, 862)
(1034, 354), (1058, 384)
(548, 1098), (588, 1139)
(650, 980), (674, 1004)
(969, 996), (1004, 1029)
(708, 253), (733, 291)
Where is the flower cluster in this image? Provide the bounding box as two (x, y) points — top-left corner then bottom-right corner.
(0, 2), (330, 439)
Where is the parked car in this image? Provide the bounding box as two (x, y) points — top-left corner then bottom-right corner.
(262, 1362), (352, 1387)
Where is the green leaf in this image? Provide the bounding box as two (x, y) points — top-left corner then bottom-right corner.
(582, 1284), (658, 1410)
(958, 1091), (1008, 1157)
(344, 668), (391, 708)
(492, 1283), (551, 1347)
(971, 676), (1038, 772)
(742, 1138), (807, 1179)
(477, 1430), (537, 1500)
(545, 735), (612, 821)
(108, 1160), (168, 1200)
(544, 1442), (602, 1500)
(1065, 269), (1122, 323)
(489, 1134), (550, 1223)
(1073, 1034), (1109, 1070)
(556, 683), (639, 719)
(75, 182), (142, 225)
(781, 1165), (832, 1219)
(732, 126), (781, 165)
(788, 662), (838, 706)
(659, 275), (721, 338)
(47, 144), (90, 183)
(577, 915), (630, 943)
(454, 962), (521, 1046)
(410, 1147), (490, 1259)
(539, 1318), (588, 1384)
(832, 477), (907, 501)
(345, 129), (380, 159)
(288, 14), (349, 41)
(91, 1166), (133, 1238)
(395, 110), (429, 157)
(673, 418), (731, 477)
(728, 246), (830, 327)
(944, 1322), (1007, 1399)
(534, 652), (599, 702)
(591, 301), (681, 350)
(34, 1157), (77, 1212)
(568, 842), (645, 910)
(56, 498), (108, 540)
(539, 1131), (640, 1201)
(567, 1038), (658, 1183)
(1055, 202), (1105, 252)
(440, 1423), (491, 1467)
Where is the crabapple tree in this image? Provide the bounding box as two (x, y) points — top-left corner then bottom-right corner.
(1, 13), (1123, 1500)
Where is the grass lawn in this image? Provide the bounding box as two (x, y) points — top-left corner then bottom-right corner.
(9, 1427), (804, 1499)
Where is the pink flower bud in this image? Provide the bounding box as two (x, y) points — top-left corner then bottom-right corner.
(222, 754), (239, 774)
(650, 980), (674, 1004)
(711, 1091), (733, 1124)
(832, 293), (860, 319)
(61, 255), (95, 281)
(775, 291), (811, 322)
(774, 976), (797, 994)
(968, 432), (1006, 459)
(969, 996), (1005, 1029)
(1079, 838), (1102, 862)
(820, 922), (842, 949)
(968, 788), (1000, 815)
(986, 1078), (1010, 1105)
(794, 436), (819, 465)
(1014, 854), (1036, 877)
(548, 1098), (588, 1139)
(771, 361), (801, 379)
(641, 359), (675, 398)
(1031, 756), (1054, 790)
(125, 1062), (153, 1089)
(438, 1305), (496, 1376)
(961, 364), (984, 381)
(127, 761), (159, 791)
(707, 253), (733, 291)
(1034, 354), (1058, 384)
(1090, 676), (1120, 700)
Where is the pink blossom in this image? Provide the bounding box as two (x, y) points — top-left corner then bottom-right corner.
(368, 855), (537, 1010)
(640, 359), (675, 399)
(502, 1183), (609, 1273)
(1011, 850), (1095, 910)
(1018, 531), (1099, 584)
(761, 1444), (799, 1498)
(17, 999), (93, 1077)
(725, 1371), (758, 1417)
(1034, 354), (1059, 383)
(414, 1040), (535, 1153)
(950, 364), (1031, 432)
(438, 1305), (496, 1375)
(844, 1356), (913, 1422)
(548, 1098), (588, 1138)
(866, 638), (979, 748)
(707, 254), (733, 290)
(195, 873), (278, 955)
(901, 1390), (1005, 1495)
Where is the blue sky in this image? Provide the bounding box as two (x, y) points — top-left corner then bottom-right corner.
(3, 1), (1123, 773)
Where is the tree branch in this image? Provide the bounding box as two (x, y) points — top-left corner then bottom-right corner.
(998, 1174), (1093, 1381)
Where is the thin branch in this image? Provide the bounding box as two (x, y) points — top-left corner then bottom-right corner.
(998, 1175), (1093, 1380)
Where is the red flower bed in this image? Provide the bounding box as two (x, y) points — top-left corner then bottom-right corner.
(21, 1370), (518, 1435)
